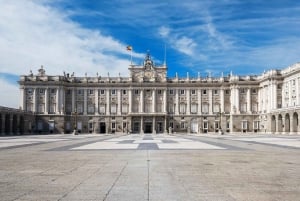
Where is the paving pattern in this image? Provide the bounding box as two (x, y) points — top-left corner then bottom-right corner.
(72, 134), (226, 150)
(231, 136), (300, 148)
(0, 134), (300, 201)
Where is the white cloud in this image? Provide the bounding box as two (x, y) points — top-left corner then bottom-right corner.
(158, 26), (170, 37)
(0, 0), (143, 77)
(0, 77), (19, 108)
(173, 36), (197, 56)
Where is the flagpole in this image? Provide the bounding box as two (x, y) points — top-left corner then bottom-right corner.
(130, 48), (133, 65)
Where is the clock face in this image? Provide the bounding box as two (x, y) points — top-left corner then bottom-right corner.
(145, 71), (152, 78)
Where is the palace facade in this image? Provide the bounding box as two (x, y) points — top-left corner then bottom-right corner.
(18, 53), (300, 134)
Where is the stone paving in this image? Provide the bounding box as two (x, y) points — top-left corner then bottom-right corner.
(0, 133), (300, 201)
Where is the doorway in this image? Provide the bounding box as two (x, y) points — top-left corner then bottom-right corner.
(144, 122), (152, 133)
(99, 122), (106, 134)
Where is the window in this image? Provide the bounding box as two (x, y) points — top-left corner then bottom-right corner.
(179, 103), (186, 114)
(253, 121), (259, 129)
(180, 90), (185, 95)
(240, 88), (246, 94)
(99, 104), (105, 114)
(111, 90), (116, 95)
(122, 104), (128, 114)
(157, 103), (162, 112)
(112, 122), (116, 129)
(66, 89), (71, 94)
(49, 104), (55, 113)
(158, 90), (162, 95)
(225, 90), (230, 95)
(202, 103), (209, 114)
(203, 121), (208, 129)
(191, 103), (197, 114)
(89, 90), (94, 95)
(240, 103), (247, 113)
(169, 89), (174, 95)
(88, 104), (94, 114)
(202, 89), (207, 95)
(180, 122), (185, 129)
(191, 90), (196, 95)
(38, 104), (44, 113)
(100, 90), (105, 95)
(111, 104), (117, 114)
(39, 89), (44, 94)
(134, 90), (139, 95)
(77, 89), (83, 95)
(215, 121), (219, 129)
(242, 121), (248, 130)
(168, 104), (174, 113)
(122, 90), (127, 95)
(27, 89), (33, 94)
(252, 89), (257, 94)
(51, 89), (56, 94)
(76, 103), (83, 114)
(213, 103), (220, 113)
(214, 90), (218, 95)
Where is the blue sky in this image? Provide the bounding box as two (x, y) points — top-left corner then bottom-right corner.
(1, 0), (300, 107)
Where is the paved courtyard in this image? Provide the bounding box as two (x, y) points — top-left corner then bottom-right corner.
(0, 133), (300, 201)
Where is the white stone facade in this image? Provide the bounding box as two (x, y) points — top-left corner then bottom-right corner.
(18, 54), (300, 134)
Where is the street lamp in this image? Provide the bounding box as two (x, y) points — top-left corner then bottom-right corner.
(72, 108), (78, 135)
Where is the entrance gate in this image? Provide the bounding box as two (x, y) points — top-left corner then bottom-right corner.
(99, 122), (106, 133)
(144, 122), (152, 133)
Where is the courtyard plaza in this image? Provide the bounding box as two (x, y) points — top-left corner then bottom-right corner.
(0, 133), (299, 201)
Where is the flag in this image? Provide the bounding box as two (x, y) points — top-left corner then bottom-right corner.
(126, 45), (132, 51)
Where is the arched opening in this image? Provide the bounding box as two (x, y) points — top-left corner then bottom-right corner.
(292, 112), (298, 133)
(20, 116), (25, 134)
(5, 114), (10, 134)
(285, 113), (290, 133)
(278, 114), (283, 133)
(271, 115), (276, 133)
(12, 115), (17, 134)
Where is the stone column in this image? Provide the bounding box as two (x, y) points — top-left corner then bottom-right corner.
(164, 117), (167, 133)
(140, 116), (144, 134)
(106, 89), (110, 115)
(117, 89), (121, 115)
(164, 89), (167, 113)
(197, 89), (202, 114)
(44, 88), (48, 114)
(209, 89), (213, 114)
(95, 89), (99, 115)
(175, 89), (179, 115)
(72, 88), (75, 113)
(273, 83), (277, 110)
(236, 87), (240, 114)
(20, 87), (25, 110)
(60, 87), (65, 114)
(128, 89), (132, 113)
(296, 78), (300, 106)
(246, 88), (251, 113)
(152, 116), (156, 134)
(289, 80), (292, 107)
(83, 88), (87, 115)
(186, 89), (190, 115)
(140, 89), (144, 113)
(33, 88), (37, 113)
(152, 89), (156, 113)
(56, 88), (60, 114)
(220, 88), (224, 113)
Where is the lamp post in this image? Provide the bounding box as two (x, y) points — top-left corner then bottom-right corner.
(72, 108), (78, 135)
